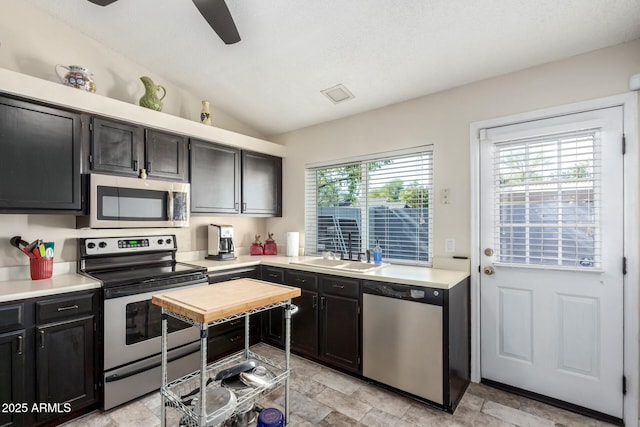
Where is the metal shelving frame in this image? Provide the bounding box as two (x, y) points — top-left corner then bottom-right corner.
(159, 300), (294, 427)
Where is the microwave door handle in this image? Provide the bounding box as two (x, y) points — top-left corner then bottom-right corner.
(167, 192), (174, 221)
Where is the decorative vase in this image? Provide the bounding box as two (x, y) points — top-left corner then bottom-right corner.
(200, 101), (212, 125)
(55, 64), (96, 92)
(139, 76), (166, 111)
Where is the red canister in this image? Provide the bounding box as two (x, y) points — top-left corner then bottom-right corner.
(263, 233), (277, 255)
(250, 235), (264, 256)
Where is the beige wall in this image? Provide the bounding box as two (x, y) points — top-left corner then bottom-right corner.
(267, 39), (640, 260)
(0, 2), (270, 267)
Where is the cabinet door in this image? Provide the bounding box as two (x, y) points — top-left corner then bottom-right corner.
(0, 96), (82, 211)
(0, 330), (26, 427)
(145, 129), (188, 181)
(261, 267), (285, 347)
(36, 316), (95, 422)
(291, 289), (318, 356)
(91, 117), (144, 177)
(320, 294), (360, 372)
(241, 151), (282, 216)
(190, 140), (240, 213)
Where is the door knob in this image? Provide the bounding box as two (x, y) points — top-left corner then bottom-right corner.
(484, 248), (494, 256)
(483, 266), (495, 275)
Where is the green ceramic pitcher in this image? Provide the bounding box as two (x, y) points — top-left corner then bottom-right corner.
(139, 76), (166, 111)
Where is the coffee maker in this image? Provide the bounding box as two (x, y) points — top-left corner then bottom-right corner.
(207, 224), (236, 260)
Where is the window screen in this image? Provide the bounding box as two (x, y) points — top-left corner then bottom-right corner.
(493, 129), (601, 268)
(305, 147), (433, 265)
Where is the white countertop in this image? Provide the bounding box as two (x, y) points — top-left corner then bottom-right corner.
(189, 255), (469, 290)
(0, 254), (469, 303)
(0, 273), (101, 303)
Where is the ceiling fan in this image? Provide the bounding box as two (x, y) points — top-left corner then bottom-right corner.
(87, 0), (241, 44)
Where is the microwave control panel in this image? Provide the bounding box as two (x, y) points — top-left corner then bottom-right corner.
(81, 235), (176, 256)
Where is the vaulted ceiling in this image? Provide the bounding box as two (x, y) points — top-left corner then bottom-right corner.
(26, 0), (640, 136)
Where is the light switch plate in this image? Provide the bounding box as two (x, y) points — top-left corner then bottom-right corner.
(445, 239), (455, 253)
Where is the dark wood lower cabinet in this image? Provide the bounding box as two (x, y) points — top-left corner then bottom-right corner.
(261, 266), (285, 347)
(35, 316), (95, 423)
(0, 291), (98, 427)
(291, 289), (318, 356)
(0, 330), (26, 427)
(207, 267), (261, 362)
(319, 293), (360, 372)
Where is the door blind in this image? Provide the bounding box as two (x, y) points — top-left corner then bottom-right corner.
(305, 147), (433, 264)
(493, 129), (601, 268)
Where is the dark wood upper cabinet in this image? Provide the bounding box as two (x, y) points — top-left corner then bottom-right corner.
(241, 151), (282, 216)
(0, 96), (82, 212)
(190, 139), (241, 213)
(90, 117), (144, 177)
(145, 129), (188, 181)
(91, 117), (187, 182)
(190, 141), (282, 216)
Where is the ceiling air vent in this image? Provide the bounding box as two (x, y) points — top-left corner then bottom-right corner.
(321, 84), (355, 104)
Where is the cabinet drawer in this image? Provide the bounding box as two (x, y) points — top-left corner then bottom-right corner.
(36, 293), (95, 323)
(208, 267), (258, 284)
(285, 270), (318, 291)
(320, 276), (360, 298)
(262, 267), (284, 283)
(0, 303), (24, 332)
(209, 317), (245, 337)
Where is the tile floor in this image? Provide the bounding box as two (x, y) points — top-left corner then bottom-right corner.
(62, 344), (617, 427)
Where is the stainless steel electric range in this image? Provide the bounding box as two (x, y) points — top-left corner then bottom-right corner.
(78, 234), (208, 410)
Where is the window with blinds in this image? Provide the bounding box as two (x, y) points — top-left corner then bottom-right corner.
(494, 129), (601, 268)
(305, 147), (433, 265)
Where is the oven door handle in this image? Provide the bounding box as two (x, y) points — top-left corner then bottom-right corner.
(104, 343), (198, 383)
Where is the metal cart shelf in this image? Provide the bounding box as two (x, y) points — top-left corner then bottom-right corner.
(153, 279), (300, 427)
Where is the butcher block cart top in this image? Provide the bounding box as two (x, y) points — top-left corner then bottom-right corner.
(152, 278), (301, 426)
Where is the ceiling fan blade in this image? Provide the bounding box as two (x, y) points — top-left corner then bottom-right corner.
(192, 0), (241, 45)
(87, 0), (118, 5)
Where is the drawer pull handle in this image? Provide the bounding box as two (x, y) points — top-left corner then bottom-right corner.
(298, 278), (306, 283)
(229, 335), (241, 342)
(39, 330), (45, 349)
(229, 320), (242, 326)
(17, 335), (23, 355)
(332, 284), (345, 289)
(320, 296), (325, 310)
(312, 295), (317, 309)
(57, 304), (79, 312)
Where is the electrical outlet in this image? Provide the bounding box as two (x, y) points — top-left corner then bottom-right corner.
(440, 188), (450, 204)
(445, 239), (455, 253)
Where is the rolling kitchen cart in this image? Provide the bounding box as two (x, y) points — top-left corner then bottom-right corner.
(152, 278), (301, 427)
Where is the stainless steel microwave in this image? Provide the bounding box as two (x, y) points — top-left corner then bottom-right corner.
(76, 174), (190, 228)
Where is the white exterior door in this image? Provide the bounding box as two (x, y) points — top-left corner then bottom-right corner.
(479, 107), (624, 418)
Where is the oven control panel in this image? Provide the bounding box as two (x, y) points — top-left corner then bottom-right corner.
(81, 235), (176, 255)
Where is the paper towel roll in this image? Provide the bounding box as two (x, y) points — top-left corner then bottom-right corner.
(286, 232), (300, 257)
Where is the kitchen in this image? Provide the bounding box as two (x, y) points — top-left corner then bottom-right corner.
(0, 1), (639, 426)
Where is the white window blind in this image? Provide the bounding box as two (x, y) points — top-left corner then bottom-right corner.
(493, 129), (601, 268)
(305, 147), (433, 265)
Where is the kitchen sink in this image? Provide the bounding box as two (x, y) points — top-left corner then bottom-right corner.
(339, 261), (386, 272)
(290, 258), (387, 273)
(300, 258), (350, 267)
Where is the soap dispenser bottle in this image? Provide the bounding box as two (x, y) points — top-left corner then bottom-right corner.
(373, 240), (382, 265)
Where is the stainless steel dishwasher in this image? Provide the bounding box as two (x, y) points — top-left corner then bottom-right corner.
(362, 281), (444, 404)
